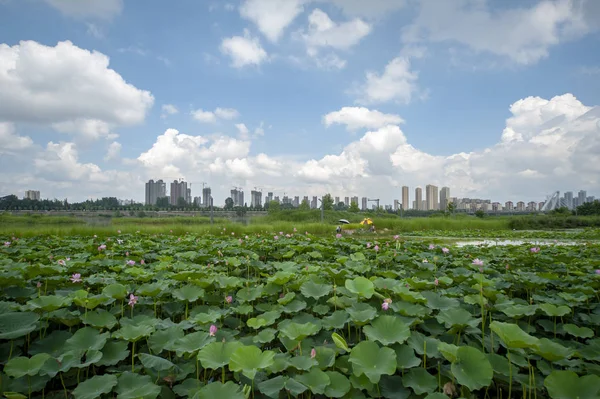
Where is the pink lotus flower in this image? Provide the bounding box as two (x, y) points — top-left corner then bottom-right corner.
(279, 231), (283, 235)
(70, 273), (82, 283)
(367, 242), (371, 248)
(4, 241), (12, 246)
(442, 247), (449, 254)
(125, 251), (129, 256)
(37, 281), (42, 288)
(310, 348), (316, 358)
(93, 234), (97, 238)
(128, 293), (138, 307)
(393, 235), (399, 240)
(422, 259), (428, 263)
(382, 302), (390, 310)
(374, 245), (379, 252)
(226, 295), (233, 304)
(274, 236), (279, 240)
(209, 324), (218, 336)
(117, 230), (121, 234)
(434, 278), (439, 286)
(530, 247), (540, 253)
(245, 235), (249, 239)
(429, 244), (435, 250)
(595, 270), (600, 274)
(472, 258), (484, 266)
(98, 244), (106, 251)
(293, 228), (297, 232)
(336, 233), (342, 238)
(232, 232), (235, 235)
(140, 259), (145, 265)
(126, 260), (135, 266)
(58, 259), (66, 266)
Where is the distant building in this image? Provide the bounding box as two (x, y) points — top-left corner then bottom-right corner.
(361, 197), (368, 210)
(414, 187), (422, 210)
(401, 186), (409, 210)
(439, 187), (450, 211)
(351, 196), (359, 207)
(344, 196), (349, 207)
(426, 184), (439, 211)
(145, 180), (166, 206)
(311, 196), (318, 209)
(516, 201), (525, 211)
(230, 189), (244, 206)
(24, 190), (40, 200)
(202, 187), (212, 208)
(170, 180), (189, 205)
(250, 190), (262, 208)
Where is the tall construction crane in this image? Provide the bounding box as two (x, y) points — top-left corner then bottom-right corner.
(368, 198), (380, 210)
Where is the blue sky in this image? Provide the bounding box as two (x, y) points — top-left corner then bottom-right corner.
(0, 0), (599, 205)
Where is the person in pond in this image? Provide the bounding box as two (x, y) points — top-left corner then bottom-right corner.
(336, 225), (342, 233)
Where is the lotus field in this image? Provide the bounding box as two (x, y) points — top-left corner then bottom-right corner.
(1, 231), (600, 399)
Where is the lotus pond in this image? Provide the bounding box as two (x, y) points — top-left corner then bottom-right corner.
(1, 232), (600, 399)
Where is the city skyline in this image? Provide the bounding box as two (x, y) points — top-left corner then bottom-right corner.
(1, 2), (599, 204)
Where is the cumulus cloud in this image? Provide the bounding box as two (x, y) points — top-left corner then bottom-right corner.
(0, 123), (33, 154)
(327, 0), (408, 18)
(240, 0), (305, 42)
(191, 107), (240, 123)
(3, 94), (598, 205)
(161, 104), (179, 119)
(220, 29), (268, 68)
(323, 107), (404, 131)
(104, 141), (122, 161)
(0, 40), (154, 140)
(402, 0), (593, 65)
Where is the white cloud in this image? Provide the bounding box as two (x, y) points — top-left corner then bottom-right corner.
(235, 123), (250, 140)
(240, 0), (305, 42)
(220, 29), (268, 68)
(0, 40), (154, 140)
(52, 119), (118, 141)
(214, 108), (240, 120)
(354, 56), (421, 105)
(44, 0), (123, 19)
(402, 0), (592, 65)
(191, 107), (240, 123)
(104, 141), (122, 161)
(161, 104), (179, 118)
(324, 107), (404, 131)
(301, 9), (371, 50)
(0, 123), (33, 153)
(2, 94), (598, 205)
(254, 122), (265, 137)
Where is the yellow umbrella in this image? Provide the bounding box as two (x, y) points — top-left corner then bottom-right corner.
(360, 218), (373, 225)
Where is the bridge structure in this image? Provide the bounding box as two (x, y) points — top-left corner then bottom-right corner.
(540, 191), (561, 212)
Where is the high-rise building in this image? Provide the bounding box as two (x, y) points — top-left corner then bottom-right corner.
(293, 196), (300, 207)
(393, 200), (400, 211)
(145, 180), (166, 205)
(202, 187), (212, 208)
(564, 191), (573, 210)
(401, 186), (409, 210)
(351, 196), (359, 207)
(361, 197), (368, 210)
(439, 187), (450, 211)
(230, 189), (244, 206)
(426, 184), (439, 211)
(344, 196), (349, 207)
(335, 196), (340, 205)
(250, 190), (262, 208)
(311, 196), (318, 209)
(578, 190), (587, 205)
(266, 192), (274, 204)
(415, 187), (422, 210)
(170, 180), (189, 205)
(24, 190), (40, 200)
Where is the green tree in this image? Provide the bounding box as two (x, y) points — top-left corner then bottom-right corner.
(298, 199), (310, 211)
(447, 202), (456, 215)
(224, 197), (234, 210)
(349, 201), (359, 213)
(474, 209), (485, 218)
(267, 200), (280, 214)
(322, 194), (334, 211)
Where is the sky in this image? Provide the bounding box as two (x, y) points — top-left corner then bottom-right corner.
(0, 0), (599, 206)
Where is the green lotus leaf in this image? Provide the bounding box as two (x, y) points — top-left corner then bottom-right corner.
(332, 332), (350, 353)
(451, 346), (493, 391)
(563, 324), (594, 339)
(402, 368), (437, 395)
(258, 376), (286, 398)
(500, 304), (538, 318)
(489, 321), (539, 349)
(346, 303), (377, 324)
(437, 341), (459, 363)
(0, 311), (40, 339)
(539, 303), (571, 317)
(277, 292), (295, 304)
(113, 323), (155, 343)
(534, 338), (575, 362)
(363, 315), (411, 345)
(349, 341), (397, 384)
(323, 310), (349, 330)
(228, 345), (275, 380)
(173, 331), (215, 356)
(66, 327), (109, 352)
(436, 307), (479, 329)
(4, 353), (52, 378)
(139, 353), (175, 371)
(294, 367), (331, 395)
(73, 374), (118, 399)
(78, 349), (103, 368)
(544, 370), (600, 399)
(236, 285), (263, 302)
(278, 321), (320, 341)
(173, 285), (204, 302)
(197, 341), (244, 369)
(81, 308), (117, 329)
(345, 277), (374, 299)
(102, 283), (128, 299)
(300, 281), (332, 299)
(323, 371), (351, 398)
(379, 375), (411, 399)
(116, 372), (161, 399)
(28, 295), (71, 312)
(148, 326), (184, 353)
(394, 344), (421, 369)
(29, 330), (72, 357)
(97, 340), (129, 366)
(247, 310), (281, 329)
